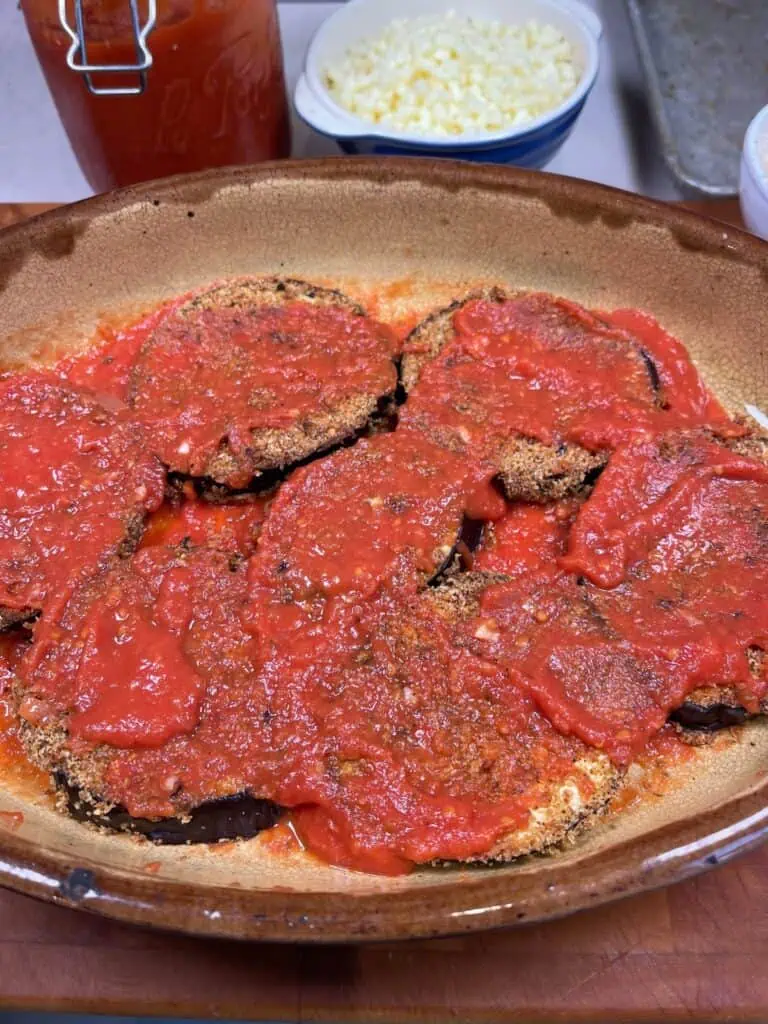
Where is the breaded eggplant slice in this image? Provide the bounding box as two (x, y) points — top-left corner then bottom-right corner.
(57, 772), (282, 845)
(673, 686), (750, 733)
(0, 374), (165, 629)
(16, 545), (282, 841)
(0, 608), (35, 632)
(130, 277), (398, 488)
(20, 712), (285, 847)
(426, 574), (620, 862)
(22, 562), (618, 862)
(249, 430), (477, 600)
(729, 431), (768, 463)
(400, 290), (662, 502)
(496, 437), (606, 505)
(16, 705), (282, 844)
(291, 573), (621, 870)
(399, 293), (493, 393)
(674, 441), (767, 739)
(482, 748), (619, 862)
(563, 429), (768, 739)
(672, 649), (768, 741)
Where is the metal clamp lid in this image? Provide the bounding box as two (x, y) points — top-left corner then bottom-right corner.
(57, 0), (157, 96)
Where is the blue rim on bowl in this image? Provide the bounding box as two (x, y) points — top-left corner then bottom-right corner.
(294, 0), (602, 167)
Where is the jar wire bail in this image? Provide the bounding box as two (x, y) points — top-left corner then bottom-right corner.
(57, 0), (157, 96)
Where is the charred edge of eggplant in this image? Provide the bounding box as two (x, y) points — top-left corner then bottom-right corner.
(581, 460), (607, 491)
(366, 388), (402, 435)
(458, 517), (486, 554)
(670, 701), (751, 733)
(428, 516), (487, 586)
(167, 471), (281, 504)
(166, 381), (403, 501)
(392, 354), (408, 408)
(639, 348), (669, 409)
(542, 444), (608, 495)
(55, 772), (284, 845)
(0, 606), (39, 634)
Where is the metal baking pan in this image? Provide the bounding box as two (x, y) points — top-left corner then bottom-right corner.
(625, 0), (768, 197)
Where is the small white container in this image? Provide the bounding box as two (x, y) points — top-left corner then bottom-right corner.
(294, 0), (602, 168)
(740, 103), (768, 241)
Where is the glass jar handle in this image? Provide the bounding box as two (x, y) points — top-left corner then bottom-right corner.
(57, 0), (157, 96)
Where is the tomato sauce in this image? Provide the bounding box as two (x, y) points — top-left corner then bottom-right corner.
(561, 432), (767, 587)
(469, 435), (768, 762)
(474, 500), (579, 578)
(56, 307), (169, 404)
(249, 428), (505, 604)
(281, 588), (602, 874)
(3, 287), (766, 875)
(402, 295), (740, 463)
(131, 298), (398, 485)
(602, 310), (739, 432)
(22, 0), (290, 194)
(91, 577), (601, 874)
(21, 547), (253, 748)
(0, 373), (165, 617)
(141, 493), (272, 557)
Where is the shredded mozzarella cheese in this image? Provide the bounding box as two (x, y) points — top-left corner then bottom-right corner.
(323, 10), (580, 138)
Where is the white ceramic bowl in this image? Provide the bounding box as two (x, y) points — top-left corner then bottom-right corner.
(294, 0), (602, 168)
(740, 103), (768, 241)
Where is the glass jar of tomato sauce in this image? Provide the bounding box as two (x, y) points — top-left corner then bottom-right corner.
(21, 0), (291, 194)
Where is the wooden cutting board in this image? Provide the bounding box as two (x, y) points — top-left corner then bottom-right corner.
(0, 203), (60, 230)
(0, 196), (764, 1023)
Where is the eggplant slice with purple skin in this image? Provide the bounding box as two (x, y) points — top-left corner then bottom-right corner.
(57, 772), (284, 845)
(671, 650), (767, 738)
(671, 696), (751, 734)
(428, 516), (488, 585)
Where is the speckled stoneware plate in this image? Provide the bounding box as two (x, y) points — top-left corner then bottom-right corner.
(0, 159), (766, 943)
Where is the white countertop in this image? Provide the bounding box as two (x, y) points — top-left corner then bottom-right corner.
(0, 0), (682, 204)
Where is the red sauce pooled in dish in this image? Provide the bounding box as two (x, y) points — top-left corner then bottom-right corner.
(141, 493), (272, 558)
(5, 288), (766, 875)
(474, 500), (579, 577)
(56, 307), (170, 404)
(0, 632), (49, 789)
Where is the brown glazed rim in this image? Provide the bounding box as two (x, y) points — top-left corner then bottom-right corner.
(0, 158), (767, 943)
(3, 157), (768, 277)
